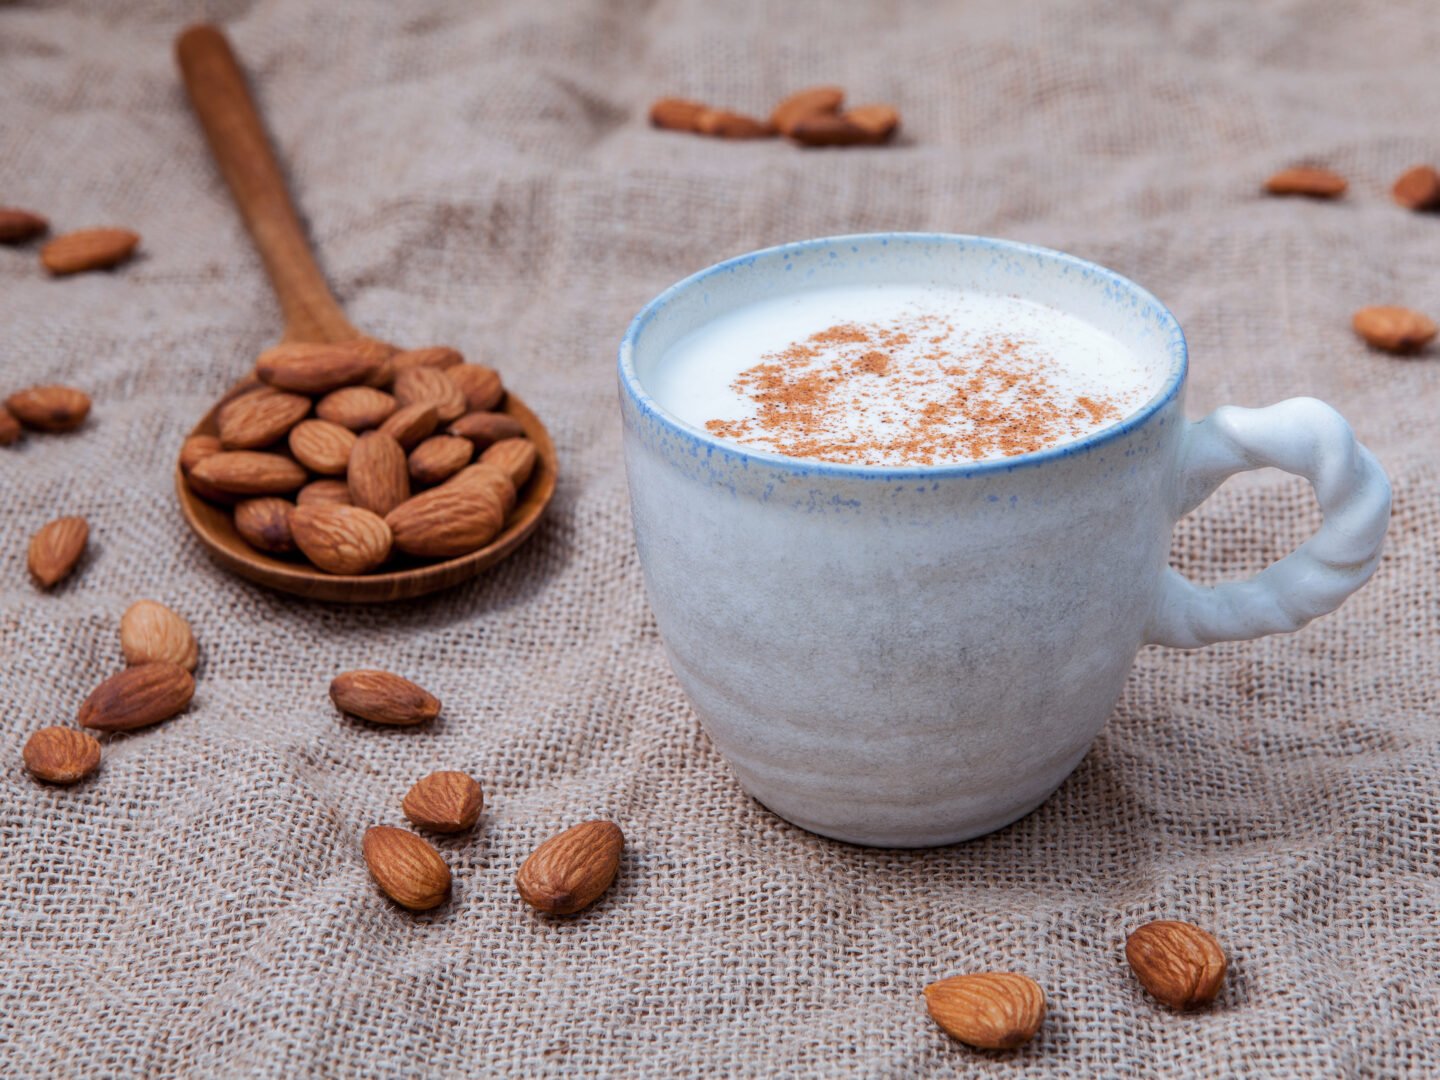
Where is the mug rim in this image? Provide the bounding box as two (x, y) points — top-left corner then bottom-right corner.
(617, 232), (1189, 479)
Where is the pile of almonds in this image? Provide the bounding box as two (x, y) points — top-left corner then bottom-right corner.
(651, 85), (900, 147)
(0, 205), (141, 274)
(180, 341), (538, 574)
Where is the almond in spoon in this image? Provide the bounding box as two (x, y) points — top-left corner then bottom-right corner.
(189, 451), (307, 496)
(378, 403), (439, 449)
(290, 504), (391, 573)
(28, 516), (89, 588)
(347, 431), (410, 515)
(330, 669), (441, 726)
(444, 364), (505, 412)
(120, 599), (198, 671)
(179, 434), (222, 474)
(23, 727), (101, 784)
(233, 497), (296, 554)
(395, 367), (467, 424)
(515, 820), (624, 915)
(316, 386), (397, 430)
(385, 474), (508, 558)
(448, 411), (525, 449)
(288, 419), (356, 475)
(408, 435), (473, 486)
(296, 478), (353, 507)
(403, 771), (484, 833)
(218, 386), (310, 449)
(256, 342), (379, 394)
(363, 826), (451, 911)
(480, 437), (537, 488)
(392, 346), (463, 373)
(78, 662), (195, 732)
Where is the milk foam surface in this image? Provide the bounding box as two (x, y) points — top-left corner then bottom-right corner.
(649, 284), (1157, 466)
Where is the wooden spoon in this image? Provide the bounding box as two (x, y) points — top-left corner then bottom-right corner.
(174, 24), (555, 603)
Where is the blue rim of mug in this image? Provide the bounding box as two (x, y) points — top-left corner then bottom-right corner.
(617, 232), (1189, 479)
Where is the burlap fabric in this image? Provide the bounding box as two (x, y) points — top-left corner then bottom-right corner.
(2, 1), (1436, 1075)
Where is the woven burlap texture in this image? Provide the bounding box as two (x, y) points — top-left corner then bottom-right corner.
(2, 1), (1436, 1076)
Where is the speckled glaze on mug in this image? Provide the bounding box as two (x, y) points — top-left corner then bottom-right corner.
(619, 234), (1390, 848)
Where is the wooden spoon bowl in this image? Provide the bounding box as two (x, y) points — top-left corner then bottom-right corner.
(175, 25), (555, 602)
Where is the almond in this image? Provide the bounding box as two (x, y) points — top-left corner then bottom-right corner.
(480, 437), (537, 489)
(119, 599), (198, 671)
(255, 342), (379, 394)
(378, 403), (440, 449)
(5, 385), (91, 432)
(288, 419), (356, 474)
(844, 104), (901, 142)
(649, 97), (708, 132)
(40, 227), (140, 274)
(316, 385), (398, 430)
(789, 113), (872, 147)
(330, 669), (441, 726)
(386, 472), (509, 558)
(23, 727), (101, 784)
(408, 435), (473, 486)
(0, 406), (21, 446)
(233, 497), (296, 554)
(1393, 164), (1440, 211)
(1126, 920), (1226, 1010)
(446, 462), (518, 515)
(347, 431), (411, 515)
(516, 820), (624, 915)
(217, 386), (310, 449)
(189, 451), (307, 496)
(179, 433), (222, 474)
(297, 478), (353, 506)
(771, 85), (844, 136)
(695, 108), (773, 139)
(348, 338), (398, 388)
(392, 346), (463, 373)
(0, 207), (49, 244)
(444, 364), (505, 412)
(1353, 305), (1437, 353)
(78, 662), (195, 732)
(362, 825), (451, 911)
(1264, 166), (1347, 198)
(395, 367), (467, 423)
(449, 410), (525, 449)
(923, 973), (1046, 1050)
(403, 771), (483, 832)
(290, 504), (391, 574)
(28, 516), (88, 588)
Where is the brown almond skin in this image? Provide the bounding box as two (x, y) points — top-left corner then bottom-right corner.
(1126, 921), (1227, 1010)
(41, 227), (140, 274)
(190, 451), (307, 496)
(218, 386), (311, 449)
(256, 342), (379, 394)
(395, 367), (467, 424)
(1264, 166), (1347, 198)
(1353, 306), (1438, 354)
(0, 406), (20, 446)
(446, 462), (518, 516)
(349, 339), (399, 388)
(771, 85), (844, 136)
(695, 108), (773, 139)
(28, 516), (89, 588)
(23, 727), (101, 784)
(348, 431), (411, 516)
(120, 599), (198, 672)
(516, 820), (624, 915)
(289, 419), (356, 475)
(378, 403), (440, 449)
(480, 437), (537, 489)
(844, 104), (901, 141)
(790, 113), (872, 147)
(179, 434), (222, 474)
(408, 435), (474, 486)
(363, 826), (451, 911)
(449, 411), (526, 449)
(650, 97), (708, 132)
(297, 479), (353, 507)
(403, 771), (484, 833)
(445, 364), (505, 412)
(290, 504), (391, 574)
(1393, 165), (1440, 211)
(392, 346), (463, 373)
(386, 476), (508, 558)
(0, 207), (49, 244)
(6, 385), (91, 432)
(234, 497), (296, 555)
(330, 670), (441, 726)
(923, 973), (1046, 1050)
(78, 662), (195, 732)
(316, 386), (398, 431)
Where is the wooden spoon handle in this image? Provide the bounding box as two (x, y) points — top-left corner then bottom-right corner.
(176, 24), (357, 344)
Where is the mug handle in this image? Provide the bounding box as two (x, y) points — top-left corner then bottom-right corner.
(1145, 397), (1391, 649)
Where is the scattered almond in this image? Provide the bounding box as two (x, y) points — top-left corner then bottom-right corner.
(40, 227), (140, 274)
(1125, 920), (1227, 1010)
(480, 437), (537, 489)
(288, 419), (356, 475)
(1393, 165), (1440, 211)
(315, 386), (397, 431)
(408, 435), (473, 486)
(696, 108), (772, 139)
(330, 669), (441, 726)
(347, 431), (411, 515)
(362, 825), (451, 911)
(120, 599), (198, 671)
(771, 86), (844, 135)
(392, 346), (463, 373)
(290, 504), (392, 574)
(189, 451), (307, 496)
(23, 727), (101, 784)
(923, 973), (1046, 1050)
(515, 820), (624, 915)
(233, 497), (296, 554)
(0, 406), (21, 446)
(790, 112), (872, 147)
(297, 478), (353, 506)
(256, 342), (379, 394)
(403, 771), (484, 833)
(445, 364), (505, 412)
(378, 402), (439, 449)
(844, 104), (901, 141)
(386, 472), (509, 558)
(0, 207), (49, 244)
(218, 386), (310, 449)
(5, 385), (91, 432)
(650, 97), (708, 132)
(449, 410), (525, 449)
(395, 367), (467, 424)
(77, 662), (195, 732)
(28, 516), (89, 588)
(179, 433), (222, 473)
(1352, 305), (1437, 353)
(1263, 166), (1347, 198)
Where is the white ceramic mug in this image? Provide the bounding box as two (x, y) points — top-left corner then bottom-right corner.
(618, 234), (1390, 848)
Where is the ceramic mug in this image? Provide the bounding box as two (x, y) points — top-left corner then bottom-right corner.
(618, 233), (1390, 848)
